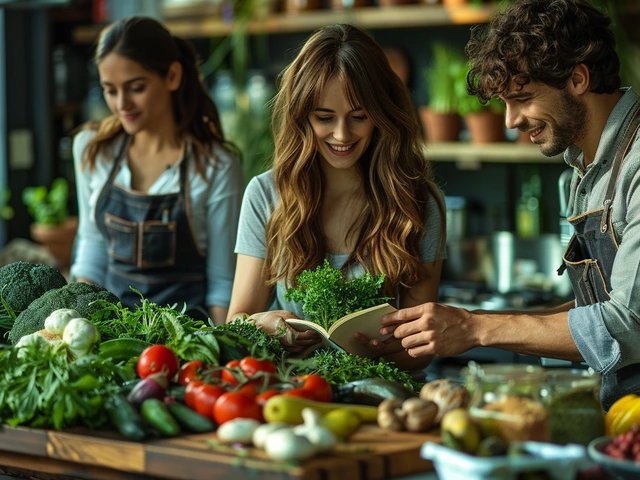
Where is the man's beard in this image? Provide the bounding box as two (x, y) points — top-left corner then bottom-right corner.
(539, 90), (588, 157)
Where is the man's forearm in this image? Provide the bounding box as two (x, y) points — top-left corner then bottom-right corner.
(475, 309), (583, 361)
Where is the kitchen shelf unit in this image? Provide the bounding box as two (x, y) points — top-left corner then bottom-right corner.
(72, 3), (499, 43)
(426, 142), (564, 164)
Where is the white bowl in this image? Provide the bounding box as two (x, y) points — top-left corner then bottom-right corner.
(588, 436), (640, 480)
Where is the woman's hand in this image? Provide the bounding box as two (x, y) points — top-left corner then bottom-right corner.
(353, 331), (406, 357)
(250, 310), (321, 353)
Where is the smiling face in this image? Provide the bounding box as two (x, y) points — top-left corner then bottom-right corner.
(308, 76), (375, 172)
(98, 53), (180, 135)
(501, 82), (588, 157)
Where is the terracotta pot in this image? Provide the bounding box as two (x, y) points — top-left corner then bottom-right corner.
(285, 0), (322, 12)
(517, 129), (532, 144)
(442, 0), (468, 6)
(29, 216), (78, 268)
(465, 110), (506, 144)
(419, 107), (462, 142)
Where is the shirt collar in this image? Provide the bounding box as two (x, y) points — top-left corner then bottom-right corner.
(564, 87), (638, 172)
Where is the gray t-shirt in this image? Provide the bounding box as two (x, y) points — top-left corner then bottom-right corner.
(235, 170), (447, 318)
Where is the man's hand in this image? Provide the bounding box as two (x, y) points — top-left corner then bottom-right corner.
(353, 331), (406, 357)
(379, 302), (478, 358)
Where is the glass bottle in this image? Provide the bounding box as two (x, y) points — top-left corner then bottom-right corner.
(541, 368), (605, 445)
(463, 362), (549, 443)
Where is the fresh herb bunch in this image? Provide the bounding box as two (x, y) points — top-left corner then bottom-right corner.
(284, 259), (393, 331)
(214, 318), (287, 360)
(0, 344), (132, 430)
(292, 349), (423, 392)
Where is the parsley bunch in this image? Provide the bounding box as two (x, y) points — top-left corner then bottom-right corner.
(284, 259), (393, 331)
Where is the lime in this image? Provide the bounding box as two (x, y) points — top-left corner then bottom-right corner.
(321, 408), (362, 440)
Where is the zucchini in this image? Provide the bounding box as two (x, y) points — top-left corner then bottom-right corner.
(166, 402), (215, 433)
(140, 398), (180, 437)
(99, 338), (152, 363)
(106, 394), (147, 441)
(331, 378), (417, 406)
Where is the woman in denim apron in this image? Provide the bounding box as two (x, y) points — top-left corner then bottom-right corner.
(70, 17), (243, 325)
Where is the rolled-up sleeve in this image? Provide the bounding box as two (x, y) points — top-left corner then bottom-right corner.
(69, 130), (108, 285)
(205, 152), (244, 308)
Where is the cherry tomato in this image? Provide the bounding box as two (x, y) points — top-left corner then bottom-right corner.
(236, 383), (260, 398)
(193, 384), (226, 420)
(300, 374), (333, 402)
(136, 345), (179, 380)
(184, 380), (205, 409)
(221, 360), (241, 386)
(239, 357), (277, 379)
(213, 391), (263, 425)
(177, 360), (203, 386)
(255, 389), (280, 407)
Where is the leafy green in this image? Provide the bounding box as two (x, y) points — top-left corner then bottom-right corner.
(214, 318), (287, 360)
(291, 349), (423, 393)
(0, 344), (132, 430)
(284, 259), (393, 331)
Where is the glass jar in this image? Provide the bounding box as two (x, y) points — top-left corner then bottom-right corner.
(541, 368), (605, 445)
(463, 362), (549, 443)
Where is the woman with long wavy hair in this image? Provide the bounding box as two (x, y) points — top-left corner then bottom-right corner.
(228, 24), (446, 370)
(71, 16), (243, 324)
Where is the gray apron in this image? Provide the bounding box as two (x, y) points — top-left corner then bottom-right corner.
(560, 104), (640, 410)
(95, 135), (208, 318)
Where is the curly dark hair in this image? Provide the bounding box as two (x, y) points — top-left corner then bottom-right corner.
(466, 0), (621, 103)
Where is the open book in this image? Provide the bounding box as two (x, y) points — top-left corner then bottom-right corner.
(285, 303), (397, 358)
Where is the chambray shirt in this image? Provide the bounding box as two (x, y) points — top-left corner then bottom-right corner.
(564, 87), (640, 375)
(70, 130), (244, 308)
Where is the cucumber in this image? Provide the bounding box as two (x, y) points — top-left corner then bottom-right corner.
(331, 378), (417, 406)
(106, 394), (147, 441)
(166, 402), (216, 433)
(99, 338), (152, 363)
(263, 395), (379, 425)
(140, 398), (181, 437)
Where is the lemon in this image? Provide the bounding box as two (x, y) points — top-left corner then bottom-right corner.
(321, 408), (362, 440)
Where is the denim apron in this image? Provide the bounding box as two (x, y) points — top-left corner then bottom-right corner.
(95, 135), (207, 317)
(560, 104), (640, 410)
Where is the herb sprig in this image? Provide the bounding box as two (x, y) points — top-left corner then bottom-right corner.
(284, 259), (393, 331)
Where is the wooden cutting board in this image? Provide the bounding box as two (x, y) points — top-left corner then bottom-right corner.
(0, 424), (440, 480)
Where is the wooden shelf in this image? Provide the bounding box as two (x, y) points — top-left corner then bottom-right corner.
(425, 142), (564, 164)
(72, 3), (498, 44)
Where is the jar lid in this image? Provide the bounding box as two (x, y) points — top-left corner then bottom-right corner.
(462, 362), (546, 386)
(545, 368), (601, 388)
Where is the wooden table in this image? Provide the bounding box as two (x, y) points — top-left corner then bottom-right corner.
(0, 424), (439, 480)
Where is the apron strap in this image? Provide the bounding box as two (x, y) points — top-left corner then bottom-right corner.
(600, 103), (640, 234)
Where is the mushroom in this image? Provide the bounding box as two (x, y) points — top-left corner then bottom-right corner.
(401, 397), (439, 433)
(377, 398), (406, 431)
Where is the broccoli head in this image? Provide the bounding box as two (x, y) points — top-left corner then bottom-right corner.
(8, 282), (119, 344)
(0, 261), (67, 314)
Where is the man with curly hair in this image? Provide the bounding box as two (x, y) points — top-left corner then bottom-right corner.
(380, 0), (640, 411)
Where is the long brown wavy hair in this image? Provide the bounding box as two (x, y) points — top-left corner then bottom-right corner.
(78, 16), (230, 175)
(466, 0), (621, 103)
(264, 24), (445, 294)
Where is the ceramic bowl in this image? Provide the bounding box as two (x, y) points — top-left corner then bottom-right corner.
(588, 435), (640, 480)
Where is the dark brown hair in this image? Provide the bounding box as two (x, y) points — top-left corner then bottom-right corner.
(466, 0), (621, 102)
(264, 24), (446, 294)
(79, 16), (229, 174)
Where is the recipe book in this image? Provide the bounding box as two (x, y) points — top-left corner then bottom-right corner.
(285, 303), (397, 358)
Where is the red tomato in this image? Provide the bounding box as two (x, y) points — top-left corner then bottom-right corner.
(239, 357), (277, 379)
(283, 387), (317, 400)
(300, 374), (333, 402)
(177, 360), (203, 386)
(193, 384), (226, 420)
(213, 391), (263, 425)
(255, 389), (280, 407)
(236, 383), (259, 399)
(184, 380), (205, 409)
(137, 345), (179, 380)
(221, 360), (241, 386)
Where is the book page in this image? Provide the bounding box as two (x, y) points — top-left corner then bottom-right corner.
(329, 303), (397, 358)
(285, 318), (329, 338)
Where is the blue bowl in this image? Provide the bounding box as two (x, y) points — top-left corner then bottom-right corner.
(588, 436), (640, 480)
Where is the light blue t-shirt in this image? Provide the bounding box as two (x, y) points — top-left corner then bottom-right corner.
(235, 170), (447, 318)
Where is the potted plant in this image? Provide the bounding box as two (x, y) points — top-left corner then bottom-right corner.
(455, 65), (506, 143)
(419, 43), (465, 143)
(22, 177), (77, 268)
